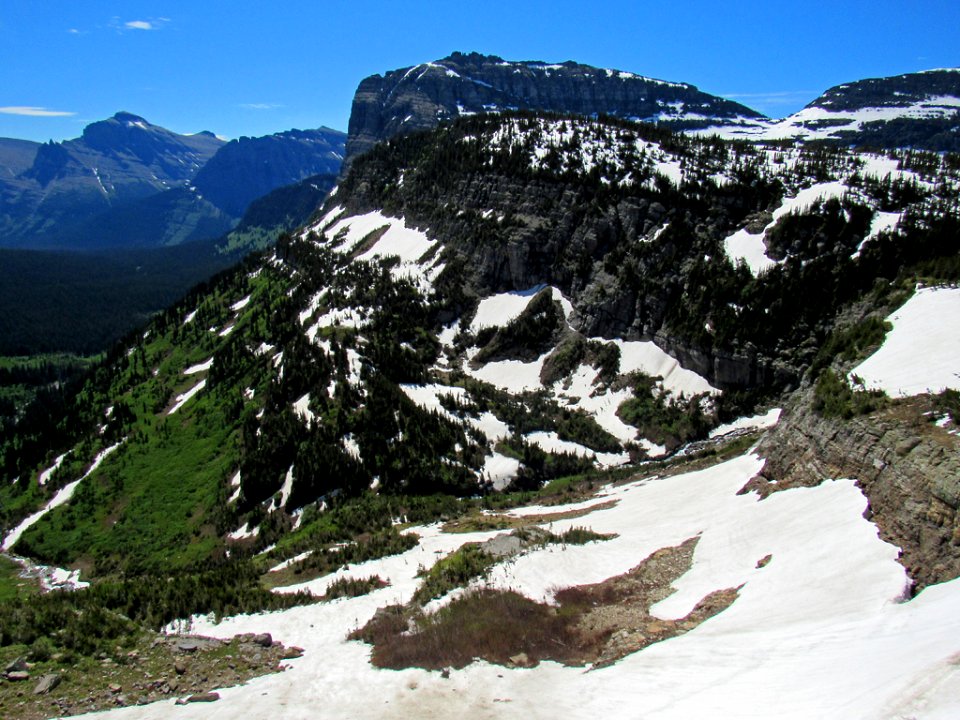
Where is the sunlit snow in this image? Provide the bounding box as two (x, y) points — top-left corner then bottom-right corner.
(851, 286), (960, 396)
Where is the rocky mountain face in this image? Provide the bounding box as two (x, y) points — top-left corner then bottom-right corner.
(0, 117), (345, 250)
(0, 112), (223, 248)
(4, 110), (957, 573)
(192, 128), (344, 218)
(345, 51), (764, 167)
(750, 385), (960, 593)
(707, 68), (960, 151)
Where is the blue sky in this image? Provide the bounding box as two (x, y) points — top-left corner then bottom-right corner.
(1, 1), (957, 142)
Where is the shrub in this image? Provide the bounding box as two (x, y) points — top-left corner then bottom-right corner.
(813, 369), (887, 419)
(412, 544), (496, 605)
(324, 575), (387, 600)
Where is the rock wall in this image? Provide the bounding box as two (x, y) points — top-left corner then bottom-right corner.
(345, 52), (763, 167)
(753, 390), (960, 593)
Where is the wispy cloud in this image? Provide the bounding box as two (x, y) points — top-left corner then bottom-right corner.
(109, 16), (170, 33)
(722, 90), (814, 106)
(240, 103), (284, 110)
(0, 106), (76, 117)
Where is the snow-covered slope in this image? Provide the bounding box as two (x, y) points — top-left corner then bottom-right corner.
(700, 68), (960, 149)
(89, 450), (960, 719)
(851, 286), (960, 397)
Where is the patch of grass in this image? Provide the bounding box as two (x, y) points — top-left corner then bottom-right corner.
(545, 525), (616, 545)
(412, 544), (497, 605)
(351, 589), (586, 670)
(0, 556), (39, 603)
(933, 388), (960, 424)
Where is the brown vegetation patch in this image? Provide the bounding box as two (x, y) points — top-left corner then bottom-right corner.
(349, 536), (738, 671)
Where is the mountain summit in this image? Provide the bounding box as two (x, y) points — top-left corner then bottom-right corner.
(345, 51), (764, 165)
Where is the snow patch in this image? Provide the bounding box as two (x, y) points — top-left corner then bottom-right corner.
(851, 286), (960, 396)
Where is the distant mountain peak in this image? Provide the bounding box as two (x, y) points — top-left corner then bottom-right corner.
(345, 52), (763, 165)
(111, 111), (152, 127)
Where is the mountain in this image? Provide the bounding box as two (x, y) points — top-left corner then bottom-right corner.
(1, 107), (960, 715)
(0, 117), (345, 250)
(0, 112), (225, 247)
(345, 51), (765, 166)
(217, 172), (339, 255)
(704, 68), (960, 150)
(192, 128), (344, 218)
(4, 110), (958, 560)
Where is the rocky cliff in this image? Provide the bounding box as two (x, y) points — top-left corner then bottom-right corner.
(345, 51), (764, 166)
(752, 389), (960, 593)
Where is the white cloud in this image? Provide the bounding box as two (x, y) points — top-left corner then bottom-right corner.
(0, 106), (76, 117)
(240, 103), (284, 110)
(109, 17), (169, 32)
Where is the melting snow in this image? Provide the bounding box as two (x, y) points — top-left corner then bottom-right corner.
(709, 408), (782, 438)
(851, 286), (960, 396)
(482, 453), (521, 490)
(119, 451), (960, 719)
(37, 452), (69, 486)
(167, 379), (207, 415)
(183, 359), (213, 375)
(227, 522), (259, 541)
(3, 441), (123, 551)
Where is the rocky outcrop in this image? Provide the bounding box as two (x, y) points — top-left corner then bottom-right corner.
(752, 390), (960, 592)
(345, 51), (764, 166)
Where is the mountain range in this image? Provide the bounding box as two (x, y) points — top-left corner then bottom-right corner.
(0, 113), (345, 250)
(0, 54), (959, 718)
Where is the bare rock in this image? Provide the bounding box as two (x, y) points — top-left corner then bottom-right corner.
(507, 652), (533, 668)
(4, 657), (28, 673)
(33, 673), (61, 695)
(186, 692), (220, 703)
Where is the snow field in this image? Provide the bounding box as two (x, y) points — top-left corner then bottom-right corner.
(523, 430), (629, 467)
(851, 286), (960, 396)
(708, 407), (782, 438)
(37, 451), (69, 486)
(469, 285), (573, 333)
(97, 451), (960, 719)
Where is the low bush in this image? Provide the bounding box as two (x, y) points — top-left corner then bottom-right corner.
(324, 575), (387, 600)
(813, 369), (887, 419)
(412, 544), (496, 605)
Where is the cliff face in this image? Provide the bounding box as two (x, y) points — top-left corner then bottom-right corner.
(345, 52), (764, 166)
(753, 390), (960, 593)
